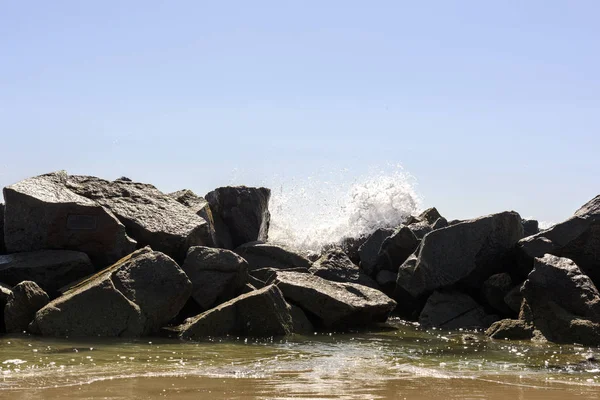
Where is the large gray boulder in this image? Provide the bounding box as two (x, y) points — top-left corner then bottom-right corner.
(205, 186), (271, 249)
(169, 190), (218, 248)
(373, 226), (419, 274)
(0, 203), (5, 254)
(309, 248), (377, 288)
(520, 254), (600, 345)
(182, 246), (249, 310)
(273, 271), (396, 329)
(3, 172), (136, 267)
(419, 290), (497, 330)
(518, 195), (600, 285)
(358, 228), (394, 276)
(0, 250), (94, 294)
(31, 247), (192, 337)
(234, 242), (312, 271)
(5, 281), (49, 333)
(67, 175), (213, 262)
(397, 211), (523, 298)
(177, 284), (293, 339)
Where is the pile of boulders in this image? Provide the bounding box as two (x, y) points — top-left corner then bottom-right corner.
(0, 171), (598, 346)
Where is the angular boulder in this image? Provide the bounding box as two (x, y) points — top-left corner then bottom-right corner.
(520, 254), (600, 345)
(31, 247), (192, 337)
(182, 246), (249, 310)
(177, 284), (293, 339)
(518, 195), (600, 285)
(358, 228), (394, 276)
(234, 242), (312, 271)
(521, 219), (539, 237)
(486, 319), (534, 340)
(0, 250), (94, 294)
(0, 203), (5, 254)
(5, 281), (49, 333)
(3, 172), (136, 267)
(67, 175), (213, 262)
(309, 248), (377, 288)
(205, 186), (271, 249)
(419, 290), (497, 330)
(397, 211), (523, 298)
(273, 271), (396, 329)
(169, 189), (218, 247)
(373, 226), (419, 274)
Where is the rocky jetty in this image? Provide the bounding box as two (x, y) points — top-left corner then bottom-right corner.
(0, 171), (598, 346)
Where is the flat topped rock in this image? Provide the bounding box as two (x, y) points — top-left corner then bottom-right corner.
(0, 250), (94, 294)
(169, 189), (217, 247)
(273, 271), (396, 329)
(3, 171), (136, 267)
(234, 242), (312, 271)
(32, 247), (192, 337)
(66, 175), (213, 262)
(309, 248), (377, 288)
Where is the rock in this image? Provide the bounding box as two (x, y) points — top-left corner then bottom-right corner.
(177, 284), (293, 339)
(486, 319), (534, 340)
(503, 283), (524, 314)
(408, 221), (433, 239)
(431, 217), (449, 230)
(32, 247), (192, 337)
(0, 250), (94, 294)
(273, 271), (396, 329)
(4, 281), (49, 333)
(290, 304), (314, 334)
(393, 254), (426, 319)
(397, 211), (523, 298)
(205, 186), (271, 249)
(0, 204), (5, 254)
(66, 175), (213, 262)
(373, 226), (419, 273)
(169, 190), (218, 247)
(481, 273), (514, 315)
(309, 248), (378, 288)
(358, 228), (394, 276)
(338, 235), (369, 266)
(0, 283), (11, 332)
(522, 219), (539, 237)
(250, 267), (309, 284)
(375, 270), (398, 294)
(419, 290), (497, 330)
(3, 171), (137, 267)
(181, 246), (248, 310)
(520, 254), (600, 345)
(518, 195), (600, 285)
(234, 242), (312, 271)
(418, 207), (443, 225)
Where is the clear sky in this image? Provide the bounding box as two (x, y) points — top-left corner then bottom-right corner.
(1, 1), (598, 223)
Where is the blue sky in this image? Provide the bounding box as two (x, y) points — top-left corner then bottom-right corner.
(1, 1), (598, 223)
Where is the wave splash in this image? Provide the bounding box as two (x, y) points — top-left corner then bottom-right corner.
(267, 165), (422, 253)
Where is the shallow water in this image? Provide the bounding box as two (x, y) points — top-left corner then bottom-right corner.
(1, 319), (600, 399)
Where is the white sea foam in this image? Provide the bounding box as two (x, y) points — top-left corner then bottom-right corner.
(266, 165), (421, 253)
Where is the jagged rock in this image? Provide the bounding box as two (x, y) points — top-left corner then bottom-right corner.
(5, 281), (49, 333)
(419, 290), (497, 330)
(373, 226), (419, 273)
(397, 211), (523, 298)
(518, 195), (600, 285)
(3, 172), (136, 267)
(0, 204), (5, 254)
(482, 273), (514, 315)
(169, 190), (218, 247)
(503, 283), (524, 313)
(31, 247), (192, 337)
(309, 248), (377, 288)
(0, 250), (94, 294)
(205, 186), (271, 249)
(520, 254), (600, 345)
(234, 242), (312, 271)
(177, 284), (293, 339)
(431, 217), (449, 230)
(273, 271), (396, 329)
(486, 319), (534, 340)
(181, 246), (248, 310)
(66, 175), (213, 262)
(290, 304), (314, 334)
(338, 235), (369, 265)
(393, 254), (425, 319)
(250, 267), (309, 284)
(0, 283), (12, 332)
(358, 228), (394, 276)
(418, 207), (443, 225)
(522, 219), (539, 237)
